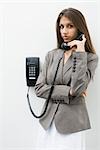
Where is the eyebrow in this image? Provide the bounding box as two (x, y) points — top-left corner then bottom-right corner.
(59, 22), (74, 26)
(59, 23), (74, 28)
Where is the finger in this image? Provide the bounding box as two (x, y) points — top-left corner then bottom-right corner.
(82, 34), (86, 42)
(67, 40), (77, 47)
(82, 93), (87, 97)
(82, 91), (87, 96)
(82, 93), (86, 97)
(84, 92), (87, 96)
(84, 90), (87, 95)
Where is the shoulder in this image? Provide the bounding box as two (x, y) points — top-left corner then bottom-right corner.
(45, 48), (61, 59)
(48, 48), (60, 55)
(87, 52), (99, 70)
(87, 52), (99, 63)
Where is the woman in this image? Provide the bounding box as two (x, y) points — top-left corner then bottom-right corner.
(34, 8), (98, 150)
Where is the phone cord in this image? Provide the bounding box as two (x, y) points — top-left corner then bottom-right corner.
(27, 56), (63, 118)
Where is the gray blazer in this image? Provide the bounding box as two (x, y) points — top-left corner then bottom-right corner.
(34, 48), (98, 134)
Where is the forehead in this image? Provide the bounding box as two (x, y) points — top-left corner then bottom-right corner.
(59, 16), (73, 25)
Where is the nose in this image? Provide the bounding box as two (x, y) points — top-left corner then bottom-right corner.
(62, 26), (68, 34)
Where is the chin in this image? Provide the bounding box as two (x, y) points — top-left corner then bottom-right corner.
(63, 39), (69, 42)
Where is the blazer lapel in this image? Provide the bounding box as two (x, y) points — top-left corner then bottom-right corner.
(63, 55), (72, 75)
(51, 49), (64, 83)
(50, 49), (72, 84)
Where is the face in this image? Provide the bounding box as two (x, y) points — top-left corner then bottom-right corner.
(59, 16), (78, 42)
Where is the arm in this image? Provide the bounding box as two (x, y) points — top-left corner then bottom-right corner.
(34, 51), (71, 104)
(70, 51), (98, 97)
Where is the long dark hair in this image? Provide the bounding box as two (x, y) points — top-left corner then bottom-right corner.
(56, 8), (96, 54)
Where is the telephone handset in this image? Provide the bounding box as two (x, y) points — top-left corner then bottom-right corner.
(61, 32), (83, 51)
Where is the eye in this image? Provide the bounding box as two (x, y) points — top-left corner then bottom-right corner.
(59, 24), (64, 29)
(67, 24), (74, 28)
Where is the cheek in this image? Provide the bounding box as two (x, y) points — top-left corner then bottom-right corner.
(60, 29), (63, 34)
(60, 29), (63, 37)
(70, 29), (77, 37)
(70, 28), (76, 33)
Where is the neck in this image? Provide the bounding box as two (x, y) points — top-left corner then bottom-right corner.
(64, 49), (72, 55)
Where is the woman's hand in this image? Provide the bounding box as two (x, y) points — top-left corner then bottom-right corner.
(81, 90), (87, 97)
(67, 34), (86, 52)
(70, 89), (87, 97)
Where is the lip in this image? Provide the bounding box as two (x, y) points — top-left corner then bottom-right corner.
(63, 36), (69, 39)
(62, 36), (70, 42)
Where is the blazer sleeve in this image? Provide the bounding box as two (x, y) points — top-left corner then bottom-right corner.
(34, 51), (71, 104)
(70, 51), (98, 97)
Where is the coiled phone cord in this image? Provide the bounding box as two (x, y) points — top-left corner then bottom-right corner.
(27, 56), (63, 118)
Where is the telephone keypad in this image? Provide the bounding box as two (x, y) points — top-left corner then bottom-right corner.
(29, 66), (36, 79)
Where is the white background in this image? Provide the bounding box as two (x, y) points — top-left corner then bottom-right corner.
(0, 1), (100, 150)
